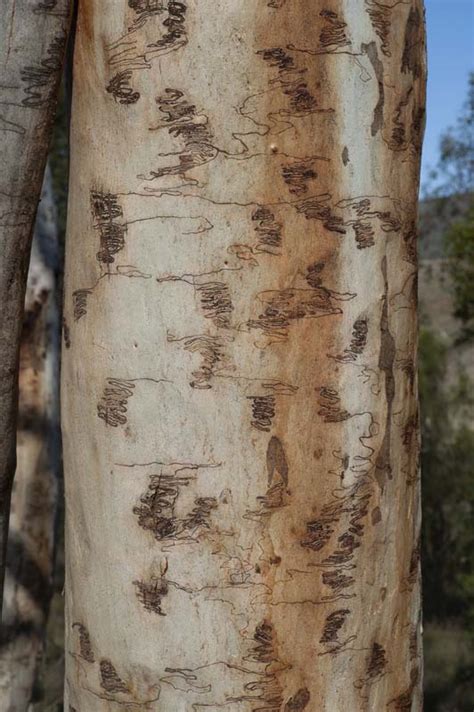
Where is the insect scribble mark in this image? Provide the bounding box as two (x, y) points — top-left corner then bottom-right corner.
(320, 608), (350, 644)
(158, 271), (235, 329)
(375, 257), (396, 486)
(148, 88), (216, 180)
(72, 622), (94, 663)
(390, 87), (425, 155)
(302, 470), (372, 584)
(252, 206), (283, 255)
(106, 70), (140, 105)
(129, 0), (165, 27)
(319, 9), (350, 50)
(167, 333), (232, 389)
(248, 288), (344, 342)
(247, 621), (277, 664)
(133, 576), (168, 615)
(284, 688), (311, 711)
(301, 517), (335, 553)
(305, 261), (325, 288)
(72, 288), (92, 321)
(90, 191), (126, 265)
(295, 194), (346, 234)
(242, 621), (284, 709)
(99, 659), (129, 694)
(390, 87), (413, 151)
(282, 159), (317, 195)
(196, 282), (233, 329)
(150, 1), (187, 54)
(334, 317), (368, 363)
(318, 387), (351, 423)
(105, 2), (185, 103)
(248, 395), (276, 432)
(21, 32), (66, 108)
(97, 379), (135, 427)
(322, 569), (354, 594)
(365, 0), (392, 56)
(134, 472), (217, 542)
(257, 47), (320, 121)
(354, 222), (375, 249)
(367, 642), (387, 679)
(107, 1), (188, 98)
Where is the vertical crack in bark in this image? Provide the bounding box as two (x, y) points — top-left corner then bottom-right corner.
(376, 256), (396, 486)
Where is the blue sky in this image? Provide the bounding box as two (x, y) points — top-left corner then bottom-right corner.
(422, 0), (474, 186)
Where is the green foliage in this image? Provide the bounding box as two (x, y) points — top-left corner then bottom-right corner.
(420, 327), (474, 623)
(423, 623), (474, 712)
(445, 201), (474, 341)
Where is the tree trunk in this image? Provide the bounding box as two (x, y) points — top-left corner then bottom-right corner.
(0, 0), (71, 607)
(63, 2), (426, 709)
(0, 165), (60, 711)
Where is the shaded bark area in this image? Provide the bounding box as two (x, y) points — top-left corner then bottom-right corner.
(0, 0), (71, 606)
(63, 1), (426, 709)
(0, 166), (60, 710)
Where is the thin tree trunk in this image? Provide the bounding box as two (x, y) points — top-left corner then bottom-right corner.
(63, 2), (426, 709)
(0, 0), (71, 607)
(0, 165), (60, 711)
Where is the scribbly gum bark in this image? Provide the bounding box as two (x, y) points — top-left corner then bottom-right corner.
(0, 0), (71, 607)
(63, 1), (425, 710)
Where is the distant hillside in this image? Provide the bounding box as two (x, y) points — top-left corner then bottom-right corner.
(418, 192), (474, 382)
(419, 193), (472, 259)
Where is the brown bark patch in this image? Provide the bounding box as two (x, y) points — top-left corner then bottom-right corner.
(402, 6), (423, 78)
(362, 42), (385, 136)
(284, 687), (311, 711)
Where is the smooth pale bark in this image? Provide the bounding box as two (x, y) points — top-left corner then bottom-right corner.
(63, 2), (426, 709)
(0, 165), (60, 712)
(0, 0), (70, 606)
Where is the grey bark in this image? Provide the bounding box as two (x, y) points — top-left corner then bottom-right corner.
(0, 0), (71, 608)
(0, 164), (60, 711)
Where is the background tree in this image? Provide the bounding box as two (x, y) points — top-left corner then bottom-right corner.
(419, 72), (474, 712)
(0, 166), (61, 711)
(0, 0), (71, 607)
(445, 203), (474, 342)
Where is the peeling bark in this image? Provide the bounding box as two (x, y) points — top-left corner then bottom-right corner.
(0, 166), (60, 710)
(63, 2), (426, 709)
(0, 0), (71, 607)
